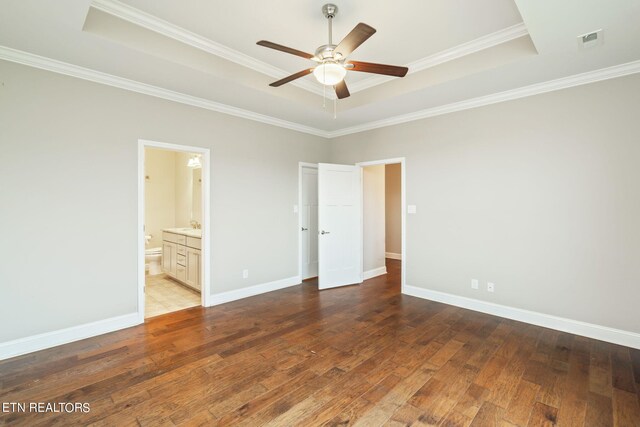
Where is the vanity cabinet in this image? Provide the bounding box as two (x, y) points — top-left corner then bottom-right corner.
(162, 231), (201, 291)
(162, 241), (177, 276)
(185, 247), (201, 290)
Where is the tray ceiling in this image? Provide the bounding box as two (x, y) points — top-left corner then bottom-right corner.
(1, 0), (639, 136)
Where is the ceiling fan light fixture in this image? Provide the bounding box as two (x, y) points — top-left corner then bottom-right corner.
(313, 62), (346, 85)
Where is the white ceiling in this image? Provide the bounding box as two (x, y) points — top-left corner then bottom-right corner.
(1, 0), (639, 135)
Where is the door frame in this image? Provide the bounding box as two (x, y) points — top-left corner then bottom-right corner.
(137, 139), (212, 322)
(356, 158), (407, 291)
(298, 162), (318, 280)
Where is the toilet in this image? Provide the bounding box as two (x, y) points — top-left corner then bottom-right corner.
(144, 235), (163, 275)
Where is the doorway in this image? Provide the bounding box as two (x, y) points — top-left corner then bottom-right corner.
(298, 159), (406, 291)
(361, 162), (403, 284)
(137, 140), (211, 322)
(299, 163), (319, 280)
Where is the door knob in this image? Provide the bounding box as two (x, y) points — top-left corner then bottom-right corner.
(320, 230), (330, 235)
(301, 227), (308, 231)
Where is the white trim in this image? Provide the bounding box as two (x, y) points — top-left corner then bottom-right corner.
(357, 158), (407, 292)
(363, 266), (387, 280)
(209, 276), (301, 306)
(138, 139), (212, 316)
(385, 252), (402, 260)
(0, 313), (139, 361)
(349, 23), (529, 93)
(89, 0), (330, 98)
(298, 162), (318, 281)
(137, 141), (145, 322)
(2, 46), (640, 139)
(328, 59), (640, 138)
(403, 285), (640, 350)
(0, 46), (327, 138)
(201, 148), (212, 308)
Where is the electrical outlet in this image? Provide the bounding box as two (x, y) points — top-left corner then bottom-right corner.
(471, 279), (479, 290)
(487, 282), (495, 292)
(242, 269), (249, 279)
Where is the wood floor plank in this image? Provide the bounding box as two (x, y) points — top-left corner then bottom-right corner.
(585, 390), (613, 427)
(469, 401), (505, 426)
(526, 401), (558, 426)
(611, 346), (637, 393)
(612, 387), (640, 427)
(385, 402), (431, 426)
(555, 337), (590, 426)
(503, 380), (540, 425)
(439, 410), (473, 427)
(1, 260), (639, 426)
(630, 348), (640, 385)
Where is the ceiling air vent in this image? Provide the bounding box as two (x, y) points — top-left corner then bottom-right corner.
(578, 29), (603, 49)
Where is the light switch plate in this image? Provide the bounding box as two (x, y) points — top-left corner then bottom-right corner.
(293, 205), (298, 213)
(408, 205), (417, 214)
(471, 279), (479, 290)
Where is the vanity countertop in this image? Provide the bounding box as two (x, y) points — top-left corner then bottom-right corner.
(163, 228), (202, 238)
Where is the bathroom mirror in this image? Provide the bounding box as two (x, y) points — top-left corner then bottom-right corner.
(191, 167), (202, 225)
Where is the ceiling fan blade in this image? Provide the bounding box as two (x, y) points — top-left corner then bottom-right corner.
(348, 60), (408, 77)
(269, 69), (314, 87)
(334, 80), (350, 99)
(334, 23), (376, 58)
(257, 40), (314, 60)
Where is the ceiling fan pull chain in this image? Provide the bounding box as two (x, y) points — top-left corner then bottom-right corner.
(323, 72), (326, 108)
(322, 68), (327, 110)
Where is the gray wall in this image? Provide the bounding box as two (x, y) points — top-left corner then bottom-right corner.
(0, 61), (330, 342)
(330, 73), (640, 334)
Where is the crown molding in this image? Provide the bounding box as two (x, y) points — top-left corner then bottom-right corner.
(2, 45), (639, 140)
(0, 46), (328, 137)
(327, 59), (640, 138)
(90, 0), (528, 100)
(348, 23), (530, 93)
(89, 0), (334, 99)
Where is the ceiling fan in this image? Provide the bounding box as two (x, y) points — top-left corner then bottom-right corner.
(257, 3), (408, 99)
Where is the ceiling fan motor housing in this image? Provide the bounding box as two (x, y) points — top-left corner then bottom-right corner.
(315, 44), (340, 61)
(322, 4), (338, 19)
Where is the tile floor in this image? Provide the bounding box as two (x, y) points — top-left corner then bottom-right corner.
(145, 274), (200, 318)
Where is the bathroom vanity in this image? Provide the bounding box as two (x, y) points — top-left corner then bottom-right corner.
(162, 228), (202, 291)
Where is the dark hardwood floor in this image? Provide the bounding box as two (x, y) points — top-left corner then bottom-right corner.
(1, 259), (640, 426)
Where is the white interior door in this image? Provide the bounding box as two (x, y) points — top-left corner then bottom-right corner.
(318, 163), (362, 290)
(301, 166), (318, 279)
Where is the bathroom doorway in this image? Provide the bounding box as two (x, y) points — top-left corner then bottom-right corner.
(138, 140), (211, 321)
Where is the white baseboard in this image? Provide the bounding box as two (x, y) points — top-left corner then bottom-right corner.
(209, 276), (301, 306)
(363, 266), (388, 280)
(0, 313), (140, 361)
(403, 285), (640, 350)
(385, 252), (402, 260)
